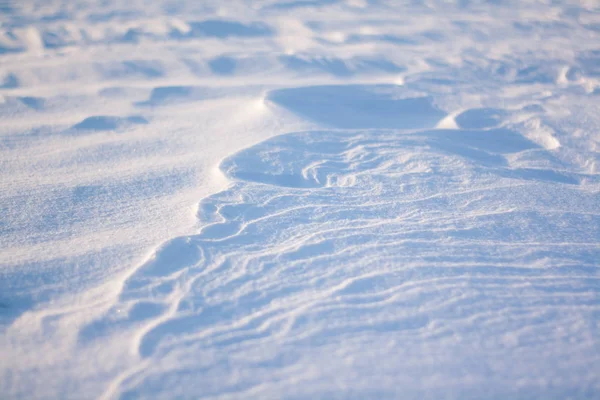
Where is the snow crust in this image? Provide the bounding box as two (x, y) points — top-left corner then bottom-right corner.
(1, 1), (600, 399)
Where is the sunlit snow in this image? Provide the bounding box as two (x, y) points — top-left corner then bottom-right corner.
(1, 1), (599, 399)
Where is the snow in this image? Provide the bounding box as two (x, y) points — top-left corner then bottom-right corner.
(1, 0), (600, 399)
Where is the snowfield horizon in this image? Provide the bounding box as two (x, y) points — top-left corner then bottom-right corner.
(1, 1), (599, 399)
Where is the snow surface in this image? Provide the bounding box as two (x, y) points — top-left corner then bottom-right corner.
(1, 0), (600, 399)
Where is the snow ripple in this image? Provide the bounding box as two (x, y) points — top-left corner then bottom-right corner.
(83, 87), (600, 399)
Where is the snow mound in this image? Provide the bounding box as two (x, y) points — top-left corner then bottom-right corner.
(82, 97), (599, 399)
(267, 85), (446, 129)
(71, 115), (148, 132)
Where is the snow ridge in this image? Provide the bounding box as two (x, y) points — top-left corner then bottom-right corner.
(84, 86), (600, 399)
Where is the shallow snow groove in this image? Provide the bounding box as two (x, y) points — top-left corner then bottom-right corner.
(82, 87), (600, 399)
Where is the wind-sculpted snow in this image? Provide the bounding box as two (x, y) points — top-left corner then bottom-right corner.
(2, 1), (600, 399)
(81, 86), (600, 399)
(267, 85), (446, 129)
(71, 116), (148, 132)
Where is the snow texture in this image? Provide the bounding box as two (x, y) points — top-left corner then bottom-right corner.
(1, 1), (600, 399)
